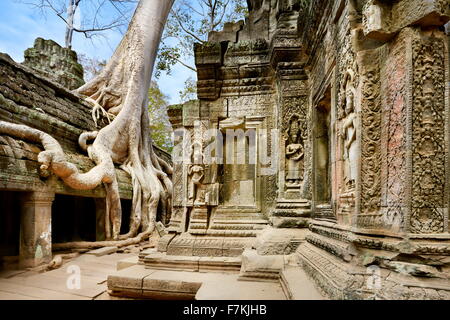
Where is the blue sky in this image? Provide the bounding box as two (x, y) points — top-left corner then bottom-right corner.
(0, 0), (195, 105)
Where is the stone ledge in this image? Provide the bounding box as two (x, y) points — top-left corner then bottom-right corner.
(142, 251), (242, 273)
(107, 265), (202, 300)
(87, 246), (118, 257)
(296, 242), (450, 300)
(280, 266), (325, 300)
(116, 256), (139, 271)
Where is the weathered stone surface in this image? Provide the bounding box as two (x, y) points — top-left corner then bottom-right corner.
(254, 227), (307, 255)
(116, 256), (139, 271)
(0, 52), (133, 199)
(19, 191), (54, 268)
(3, 0), (450, 301)
(23, 38), (85, 90)
(107, 265), (156, 297)
(280, 266), (325, 300)
(239, 249), (284, 282)
(87, 246), (118, 257)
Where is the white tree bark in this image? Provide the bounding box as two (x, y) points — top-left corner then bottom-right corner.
(0, 0), (175, 245)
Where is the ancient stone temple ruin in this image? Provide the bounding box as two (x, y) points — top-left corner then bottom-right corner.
(1, 0), (450, 300)
(137, 0), (450, 300)
(0, 38), (170, 269)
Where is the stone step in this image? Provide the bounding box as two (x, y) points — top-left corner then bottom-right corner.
(280, 266), (325, 300)
(211, 219), (268, 224)
(143, 252), (242, 273)
(116, 256), (139, 271)
(205, 229), (259, 237)
(107, 265), (202, 300)
(305, 233), (351, 262)
(107, 265), (287, 300)
(272, 210), (311, 218)
(275, 203), (311, 209)
(211, 215), (268, 221)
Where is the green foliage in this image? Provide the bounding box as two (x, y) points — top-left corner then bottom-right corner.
(155, 0), (248, 81)
(148, 81), (173, 152)
(179, 77), (197, 103)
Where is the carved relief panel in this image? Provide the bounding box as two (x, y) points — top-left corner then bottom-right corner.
(281, 97), (308, 196)
(410, 30), (448, 234)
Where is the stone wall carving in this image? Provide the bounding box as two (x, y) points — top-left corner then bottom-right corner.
(359, 49), (382, 221)
(410, 32), (446, 234)
(284, 114), (305, 188)
(381, 30), (409, 232)
(340, 69), (358, 192)
(282, 97), (308, 191)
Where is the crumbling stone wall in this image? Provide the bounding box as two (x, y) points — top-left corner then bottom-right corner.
(294, 0), (450, 300)
(23, 38), (85, 90)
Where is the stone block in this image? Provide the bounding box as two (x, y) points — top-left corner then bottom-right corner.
(166, 236), (196, 256)
(144, 253), (200, 272)
(271, 217), (309, 229)
(19, 191), (54, 268)
(116, 256), (139, 271)
(193, 238), (223, 257)
(157, 234), (176, 252)
(86, 246), (118, 257)
(142, 278), (202, 300)
(239, 249), (284, 282)
(107, 265), (156, 297)
(198, 256), (242, 273)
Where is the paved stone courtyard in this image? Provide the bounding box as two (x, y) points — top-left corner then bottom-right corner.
(0, 251), (323, 300)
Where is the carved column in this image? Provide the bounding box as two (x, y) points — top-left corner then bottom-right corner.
(271, 62), (311, 228)
(20, 191), (55, 268)
(357, 27), (450, 235)
(408, 28), (448, 234)
(355, 48), (383, 229)
(158, 104), (185, 253)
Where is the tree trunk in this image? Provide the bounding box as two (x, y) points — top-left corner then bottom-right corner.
(65, 0), (77, 49)
(0, 0), (175, 247)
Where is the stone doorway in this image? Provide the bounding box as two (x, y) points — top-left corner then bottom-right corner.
(0, 191), (21, 269)
(313, 87), (335, 220)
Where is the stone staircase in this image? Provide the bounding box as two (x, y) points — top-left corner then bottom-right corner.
(107, 245), (326, 300)
(271, 199), (311, 228)
(206, 208), (269, 237)
(139, 248), (242, 273)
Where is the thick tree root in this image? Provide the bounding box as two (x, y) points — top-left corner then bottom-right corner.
(0, 1), (175, 251)
(52, 230), (152, 251)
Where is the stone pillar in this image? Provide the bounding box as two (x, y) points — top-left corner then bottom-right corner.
(271, 62), (312, 228)
(20, 191), (55, 268)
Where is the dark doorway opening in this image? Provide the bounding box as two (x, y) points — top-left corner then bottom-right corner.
(313, 86), (335, 220)
(52, 194), (97, 243)
(0, 191), (21, 269)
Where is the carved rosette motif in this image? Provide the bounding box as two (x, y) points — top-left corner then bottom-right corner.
(410, 34), (446, 234)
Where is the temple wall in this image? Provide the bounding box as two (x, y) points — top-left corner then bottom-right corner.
(0, 52), (135, 267)
(295, 0), (450, 300)
(0, 53), (132, 199)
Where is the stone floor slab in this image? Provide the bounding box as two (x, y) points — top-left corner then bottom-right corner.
(86, 246), (118, 257)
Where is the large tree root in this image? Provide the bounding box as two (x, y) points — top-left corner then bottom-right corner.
(0, 1), (175, 251)
(52, 230), (152, 251)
